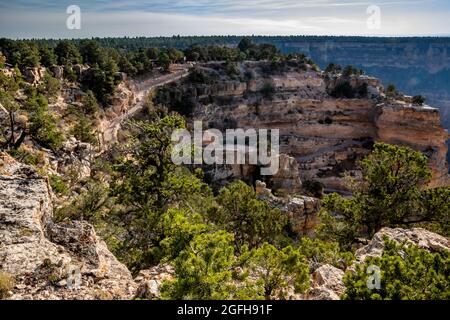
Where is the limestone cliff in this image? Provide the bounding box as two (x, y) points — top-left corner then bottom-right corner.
(157, 61), (450, 192)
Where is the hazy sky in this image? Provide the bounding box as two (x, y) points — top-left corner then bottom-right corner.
(1, 0), (449, 39)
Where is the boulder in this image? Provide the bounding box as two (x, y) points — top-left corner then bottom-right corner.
(134, 264), (174, 300)
(24, 67), (45, 86)
(0, 153), (136, 300)
(355, 227), (450, 263)
(52, 66), (64, 79)
(309, 264), (345, 298)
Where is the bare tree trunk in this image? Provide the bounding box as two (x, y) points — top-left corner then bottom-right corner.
(13, 130), (26, 150)
(8, 109), (15, 146)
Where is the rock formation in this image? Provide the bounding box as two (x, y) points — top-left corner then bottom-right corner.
(306, 264), (346, 300)
(305, 227), (450, 300)
(376, 104), (449, 187)
(0, 153), (136, 300)
(255, 181), (320, 235)
(158, 61), (450, 192)
(134, 264), (174, 300)
(23, 67), (46, 86)
(355, 227), (450, 264)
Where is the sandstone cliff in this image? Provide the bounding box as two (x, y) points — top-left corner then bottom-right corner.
(157, 61), (450, 192)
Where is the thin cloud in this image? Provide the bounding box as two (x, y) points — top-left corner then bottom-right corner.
(0, 0), (448, 38)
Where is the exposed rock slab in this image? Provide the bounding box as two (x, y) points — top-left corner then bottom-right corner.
(306, 264), (345, 300)
(355, 227), (450, 263)
(0, 153), (136, 300)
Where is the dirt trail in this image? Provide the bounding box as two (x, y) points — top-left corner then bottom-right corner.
(100, 65), (190, 146)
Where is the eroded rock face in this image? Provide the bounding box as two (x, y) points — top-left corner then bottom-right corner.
(57, 138), (96, 181)
(24, 67), (46, 86)
(160, 61), (449, 192)
(306, 264), (345, 300)
(52, 66), (64, 80)
(355, 227), (450, 263)
(0, 153), (136, 300)
(255, 181), (320, 235)
(110, 82), (135, 116)
(376, 104), (450, 187)
(269, 154), (302, 194)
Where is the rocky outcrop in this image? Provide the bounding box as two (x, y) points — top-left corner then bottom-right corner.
(305, 227), (450, 300)
(255, 181), (320, 235)
(376, 104), (450, 187)
(134, 264), (174, 300)
(306, 264), (345, 300)
(0, 153), (136, 300)
(57, 138), (96, 181)
(109, 82), (135, 117)
(52, 66), (64, 80)
(160, 61), (449, 192)
(72, 64), (89, 79)
(269, 154), (302, 194)
(24, 67), (46, 86)
(355, 227), (450, 264)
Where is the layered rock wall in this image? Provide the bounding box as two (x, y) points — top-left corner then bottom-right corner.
(160, 62), (449, 192)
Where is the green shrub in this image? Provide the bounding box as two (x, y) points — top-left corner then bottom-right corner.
(242, 243), (310, 299)
(29, 109), (65, 150)
(161, 230), (237, 300)
(27, 94), (65, 150)
(298, 238), (354, 271)
(83, 90), (99, 115)
(318, 143), (440, 249)
(188, 68), (217, 84)
(63, 65), (78, 82)
(325, 63), (342, 74)
(261, 83), (275, 100)
(8, 148), (43, 166)
(412, 95), (425, 106)
(210, 180), (288, 249)
(343, 65), (362, 77)
(302, 180), (324, 198)
(71, 115), (97, 144)
(330, 81), (355, 99)
(49, 174), (69, 196)
(38, 73), (60, 97)
(343, 240), (450, 300)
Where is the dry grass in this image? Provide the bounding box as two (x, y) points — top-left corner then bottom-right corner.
(0, 272), (15, 299)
